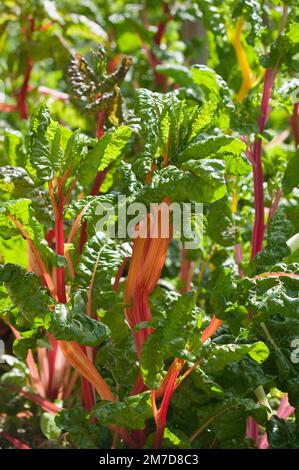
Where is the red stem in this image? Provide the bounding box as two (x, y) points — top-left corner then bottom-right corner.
(153, 360), (184, 449)
(18, 388), (60, 414)
(55, 199), (66, 303)
(17, 18), (35, 119)
(45, 228), (55, 247)
(179, 247), (193, 292)
(17, 59), (33, 119)
(154, 2), (170, 46)
(90, 167), (108, 196)
(76, 111), (107, 408)
(143, 2), (171, 89)
(267, 189), (282, 225)
(113, 257), (128, 291)
(96, 110), (106, 139)
(78, 168), (108, 255)
(80, 363), (96, 411)
(1, 432), (31, 449)
(290, 102), (299, 147)
(251, 68), (276, 258)
(234, 243), (244, 276)
(248, 68), (277, 440)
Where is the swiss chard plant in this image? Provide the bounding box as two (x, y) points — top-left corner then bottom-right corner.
(1, 0), (299, 451)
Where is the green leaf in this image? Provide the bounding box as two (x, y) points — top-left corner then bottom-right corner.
(96, 307), (138, 397)
(141, 292), (201, 388)
(0, 198), (65, 268)
(282, 149), (299, 195)
(211, 267), (240, 319)
(0, 166), (35, 200)
(172, 390), (267, 448)
(78, 126), (131, 189)
(140, 164), (226, 205)
(181, 159), (226, 200)
(160, 428), (191, 449)
(207, 196), (239, 246)
(29, 103), (63, 182)
(0, 355), (28, 388)
(0, 199), (32, 240)
(40, 412), (62, 440)
(0, 236), (27, 267)
(266, 416), (299, 449)
(29, 104), (98, 184)
(92, 392), (152, 430)
(0, 263), (53, 331)
(49, 304), (110, 346)
(135, 88), (165, 157)
(66, 14), (108, 43)
(238, 264), (299, 321)
(155, 64), (193, 88)
(74, 233), (130, 312)
(63, 129), (93, 176)
(190, 65), (233, 127)
(187, 101), (218, 141)
(3, 129), (26, 167)
(203, 341), (269, 375)
(177, 135), (249, 176)
(250, 209), (293, 272)
(55, 407), (111, 449)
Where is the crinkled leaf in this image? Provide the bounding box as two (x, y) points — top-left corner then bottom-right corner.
(29, 103), (63, 182)
(266, 416), (299, 449)
(77, 126), (131, 189)
(49, 304), (110, 346)
(141, 292), (201, 388)
(203, 341), (269, 374)
(55, 407), (111, 449)
(74, 233), (130, 311)
(140, 164), (226, 205)
(250, 209), (293, 272)
(0, 263), (53, 331)
(176, 135), (249, 176)
(92, 392), (152, 430)
(207, 196), (239, 246)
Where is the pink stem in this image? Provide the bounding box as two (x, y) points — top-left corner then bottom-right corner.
(234, 243), (244, 276)
(247, 68), (277, 443)
(251, 68), (276, 258)
(55, 200), (66, 304)
(290, 102), (299, 147)
(1, 432), (30, 449)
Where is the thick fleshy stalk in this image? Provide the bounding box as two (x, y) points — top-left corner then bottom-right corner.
(228, 17), (254, 102)
(251, 68), (277, 258)
(124, 203), (172, 360)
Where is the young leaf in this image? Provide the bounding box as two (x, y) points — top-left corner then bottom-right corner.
(29, 103), (63, 182)
(40, 412), (61, 440)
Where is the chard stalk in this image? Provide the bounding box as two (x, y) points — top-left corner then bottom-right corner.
(290, 102), (299, 147)
(251, 67), (277, 258)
